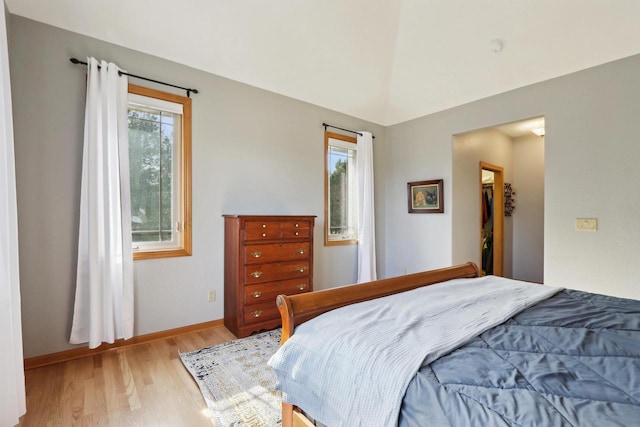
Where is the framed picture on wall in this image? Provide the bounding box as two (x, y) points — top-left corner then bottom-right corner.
(407, 179), (444, 213)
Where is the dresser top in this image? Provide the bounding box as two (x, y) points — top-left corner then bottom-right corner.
(223, 214), (316, 219)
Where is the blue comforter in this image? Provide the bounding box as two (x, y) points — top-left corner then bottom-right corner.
(399, 289), (640, 426)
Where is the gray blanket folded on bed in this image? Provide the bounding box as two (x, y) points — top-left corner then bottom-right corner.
(268, 276), (561, 427)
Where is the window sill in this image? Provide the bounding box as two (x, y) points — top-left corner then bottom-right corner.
(133, 248), (191, 261)
(324, 238), (357, 247)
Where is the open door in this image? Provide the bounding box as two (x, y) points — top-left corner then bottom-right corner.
(480, 162), (503, 276)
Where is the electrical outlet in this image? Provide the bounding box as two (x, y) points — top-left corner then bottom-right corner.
(208, 290), (216, 302)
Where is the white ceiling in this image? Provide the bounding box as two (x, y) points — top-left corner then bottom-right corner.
(6, 0), (640, 126)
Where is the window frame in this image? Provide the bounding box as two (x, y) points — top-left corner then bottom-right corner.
(128, 84), (192, 260)
(324, 131), (358, 246)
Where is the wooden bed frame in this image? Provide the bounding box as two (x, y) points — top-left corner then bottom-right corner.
(274, 262), (481, 427)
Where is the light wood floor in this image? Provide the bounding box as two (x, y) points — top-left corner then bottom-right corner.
(17, 325), (238, 427)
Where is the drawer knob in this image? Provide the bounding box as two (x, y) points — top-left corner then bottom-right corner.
(251, 291), (262, 298)
(250, 251), (262, 258)
(297, 266), (305, 273)
(250, 271), (263, 278)
(295, 232), (299, 236)
(262, 224), (266, 228)
(295, 223), (299, 228)
(262, 233), (267, 237)
(297, 284), (306, 290)
(297, 248), (305, 255)
(251, 310), (262, 318)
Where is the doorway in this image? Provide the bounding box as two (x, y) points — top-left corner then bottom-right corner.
(480, 162), (503, 276)
(452, 117), (544, 281)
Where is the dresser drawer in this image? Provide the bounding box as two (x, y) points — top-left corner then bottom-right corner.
(244, 279), (310, 306)
(243, 301), (280, 325)
(281, 220), (311, 239)
(243, 219), (312, 241)
(281, 227), (310, 239)
(244, 261), (310, 284)
(244, 221), (281, 241)
(244, 242), (310, 264)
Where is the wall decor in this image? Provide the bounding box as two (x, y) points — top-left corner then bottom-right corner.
(504, 183), (515, 216)
(407, 179), (444, 213)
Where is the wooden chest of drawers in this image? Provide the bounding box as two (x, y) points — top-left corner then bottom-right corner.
(223, 215), (315, 338)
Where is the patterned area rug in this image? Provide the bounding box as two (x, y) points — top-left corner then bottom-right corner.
(179, 329), (282, 427)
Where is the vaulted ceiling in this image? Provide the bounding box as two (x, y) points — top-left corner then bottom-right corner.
(6, 0), (640, 126)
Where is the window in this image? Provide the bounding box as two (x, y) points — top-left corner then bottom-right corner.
(127, 85), (192, 260)
(325, 131), (357, 245)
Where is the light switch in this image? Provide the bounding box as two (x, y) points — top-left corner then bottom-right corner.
(575, 218), (597, 232)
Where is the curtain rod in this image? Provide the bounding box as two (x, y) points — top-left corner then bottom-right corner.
(69, 58), (199, 98)
(323, 122), (375, 139)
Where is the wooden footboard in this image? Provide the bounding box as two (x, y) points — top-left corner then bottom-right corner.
(275, 262), (480, 426)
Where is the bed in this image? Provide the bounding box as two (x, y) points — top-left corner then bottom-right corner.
(268, 262), (640, 427)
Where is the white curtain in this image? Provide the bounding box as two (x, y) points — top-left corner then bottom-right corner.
(356, 131), (377, 283)
(70, 58), (134, 349)
(0, 3), (26, 424)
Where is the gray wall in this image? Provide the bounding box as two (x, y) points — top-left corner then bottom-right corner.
(9, 16), (385, 358)
(386, 53), (640, 301)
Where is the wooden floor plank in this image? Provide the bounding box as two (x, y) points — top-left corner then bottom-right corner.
(17, 325), (238, 427)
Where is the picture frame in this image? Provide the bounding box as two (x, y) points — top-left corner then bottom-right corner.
(407, 179), (444, 213)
